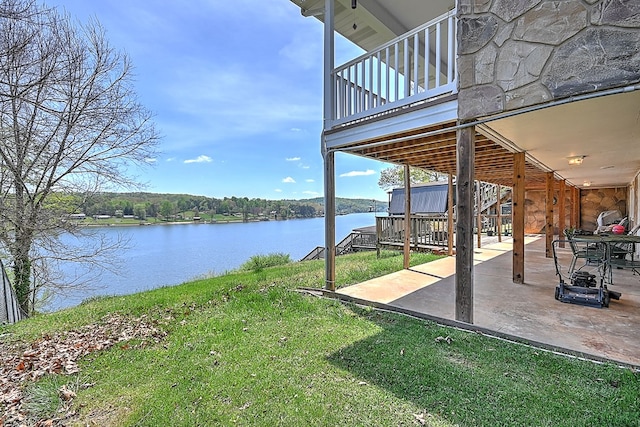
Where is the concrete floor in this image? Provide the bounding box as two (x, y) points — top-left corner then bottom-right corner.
(337, 235), (640, 368)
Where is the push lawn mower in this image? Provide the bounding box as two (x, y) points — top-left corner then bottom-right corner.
(552, 240), (621, 308)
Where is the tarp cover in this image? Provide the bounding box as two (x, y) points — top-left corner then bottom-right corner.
(389, 183), (451, 215)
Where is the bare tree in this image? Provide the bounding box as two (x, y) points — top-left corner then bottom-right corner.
(0, 0), (159, 314)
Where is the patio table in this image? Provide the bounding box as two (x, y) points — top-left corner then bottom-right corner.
(571, 234), (640, 284)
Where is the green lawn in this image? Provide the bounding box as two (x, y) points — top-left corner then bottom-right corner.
(2, 251), (638, 426)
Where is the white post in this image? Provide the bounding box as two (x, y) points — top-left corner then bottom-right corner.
(323, 0), (336, 291)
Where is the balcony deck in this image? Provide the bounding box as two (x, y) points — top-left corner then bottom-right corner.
(324, 9), (553, 189)
(336, 236), (640, 368)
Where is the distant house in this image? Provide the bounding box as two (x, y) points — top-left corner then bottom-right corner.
(68, 213), (86, 220)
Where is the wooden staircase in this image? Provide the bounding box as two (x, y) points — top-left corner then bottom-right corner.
(301, 230), (377, 261)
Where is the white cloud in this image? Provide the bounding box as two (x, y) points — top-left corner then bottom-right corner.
(274, 189), (283, 193)
(282, 177), (296, 183)
(303, 191), (320, 196)
(286, 157), (301, 162)
(145, 158), (158, 163)
(166, 157), (176, 162)
(340, 169), (376, 177)
(290, 128), (302, 132)
(184, 155), (213, 164)
(305, 179), (315, 183)
(301, 165), (310, 169)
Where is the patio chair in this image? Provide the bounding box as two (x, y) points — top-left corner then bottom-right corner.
(564, 229), (606, 276)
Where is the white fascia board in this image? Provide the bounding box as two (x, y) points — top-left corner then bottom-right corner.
(325, 98), (458, 150)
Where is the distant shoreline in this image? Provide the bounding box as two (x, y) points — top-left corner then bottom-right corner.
(82, 219), (253, 227)
(78, 216), (329, 227)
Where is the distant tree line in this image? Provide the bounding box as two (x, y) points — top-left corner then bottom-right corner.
(72, 193), (385, 221)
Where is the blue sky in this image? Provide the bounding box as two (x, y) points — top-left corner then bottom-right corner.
(47, 0), (390, 201)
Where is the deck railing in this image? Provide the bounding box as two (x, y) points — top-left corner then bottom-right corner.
(1, 259), (25, 324)
(300, 230), (378, 261)
(481, 214), (513, 237)
(330, 9), (457, 127)
(377, 215), (451, 249)
(377, 214), (514, 250)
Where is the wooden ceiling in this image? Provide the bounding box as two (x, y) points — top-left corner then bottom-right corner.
(339, 121), (558, 189)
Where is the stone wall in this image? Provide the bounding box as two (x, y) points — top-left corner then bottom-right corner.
(524, 189), (571, 234)
(524, 187), (627, 233)
(581, 187), (628, 231)
(457, 0), (640, 120)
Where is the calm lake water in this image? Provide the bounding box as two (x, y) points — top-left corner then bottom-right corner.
(46, 213), (377, 311)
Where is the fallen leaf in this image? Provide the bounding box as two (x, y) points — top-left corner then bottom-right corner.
(59, 385), (76, 401)
(435, 336), (452, 344)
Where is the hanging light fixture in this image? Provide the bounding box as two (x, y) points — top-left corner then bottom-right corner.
(351, 0), (357, 30)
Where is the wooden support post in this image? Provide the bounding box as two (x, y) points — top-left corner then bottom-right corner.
(476, 181), (482, 248)
(572, 186), (581, 229)
(496, 184), (502, 243)
(403, 164), (411, 269)
(455, 125), (474, 323)
(568, 185), (575, 229)
(447, 173), (454, 256)
(570, 186), (577, 229)
(513, 152), (525, 284)
(558, 179), (566, 248)
(545, 172), (554, 258)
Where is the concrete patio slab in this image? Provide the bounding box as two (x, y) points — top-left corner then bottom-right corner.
(336, 235), (640, 368)
(338, 269), (442, 304)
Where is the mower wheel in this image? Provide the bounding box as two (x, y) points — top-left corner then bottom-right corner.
(554, 286), (560, 301)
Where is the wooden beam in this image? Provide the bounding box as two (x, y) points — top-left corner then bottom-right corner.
(448, 173), (454, 256)
(545, 172), (554, 258)
(513, 152), (525, 284)
(404, 164), (411, 269)
(558, 179), (566, 248)
(455, 125), (475, 323)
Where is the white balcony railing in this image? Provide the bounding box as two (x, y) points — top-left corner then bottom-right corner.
(330, 9), (457, 127)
